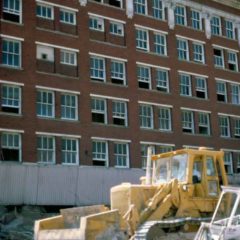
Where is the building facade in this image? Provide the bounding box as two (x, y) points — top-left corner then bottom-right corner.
(0, 0), (240, 176)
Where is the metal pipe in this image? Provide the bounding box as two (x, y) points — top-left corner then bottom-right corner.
(146, 146), (153, 185)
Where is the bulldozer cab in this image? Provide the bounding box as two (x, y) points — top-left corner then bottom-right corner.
(151, 148), (228, 198)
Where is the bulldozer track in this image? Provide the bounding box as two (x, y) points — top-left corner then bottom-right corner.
(134, 217), (211, 240)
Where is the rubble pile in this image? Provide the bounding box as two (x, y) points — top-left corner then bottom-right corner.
(0, 206), (55, 240)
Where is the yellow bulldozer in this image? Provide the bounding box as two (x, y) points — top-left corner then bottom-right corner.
(34, 147), (228, 240)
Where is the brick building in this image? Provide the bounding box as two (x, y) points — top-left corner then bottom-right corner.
(0, 0), (240, 177)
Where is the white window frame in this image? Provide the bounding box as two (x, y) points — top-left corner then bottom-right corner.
(175, 5), (186, 26)
(111, 60), (126, 85)
(2, 38), (21, 68)
(177, 38), (189, 61)
(37, 90), (55, 118)
(234, 118), (240, 137)
(136, 28), (149, 52)
(228, 51), (238, 72)
(37, 135), (55, 164)
(195, 77), (207, 99)
(193, 42), (205, 64)
(152, 0), (164, 20)
(3, 0), (22, 23)
(91, 98), (107, 124)
(214, 48), (224, 68)
(1, 132), (21, 162)
(1, 84), (21, 114)
(109, 21), (124, 36)
(134, 0), (147, 15)
(114, 142), (129, 168)
(158, 107), (171, 131)
(137, 65), (151, 89)
(198, 112), (210, 135)
(89, 16), (104, 32)
(219, 116), (230, 137)
(36, 3), (54, 20)
(225, 20), (235, 40)
(61, 93), (78, 120)
(211, 16), (222, 36)
(60, 8), (76, 25)
(180, 74), (192, 96)
(224, 152), (233, 174)
(90, 56), (106, 82)
(139, 104), (153, 129)
(141, 144), (156, 169)
(154, 33), (167, 56)
(156, 68), (169, 93)
(60, 50), (77, 66)
(112, 101), (128, 126)
(216, 81), (227, 102)
(92, 140), (108, 166)
(61, 137), (79, 165)
(231, 84), (240, 105)
(182, 110), (194, 133)
(190, 9), (202, 30)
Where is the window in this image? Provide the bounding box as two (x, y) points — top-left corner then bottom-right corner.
(214, 48), (224, 68)
(211, 16), (221, 36)
(61, 138), (78, 164)
(237, 154), (240, 173)
(159, 145), (174, 153)
(110, 22), (124, 36)
(193, 43), (204, 63)
(92, 140), (108, 166)
(180, 74), (191, 96)
(216, 81), (227, 102)
(152, 0), (164, 20)
(1, 85), (21, 114)
(136, 29), (149, 51)
(158, 107), (171, 131)
(134, 0), (147, 15)
(141, 144), (154, 168)
(90, 56), (105, 81)
(234, 119), (240, 138)
(219, 116), (230, 137)
(37, 135), (55, 163)
(156, 69), (169, 92)
(60, 9), (76, 25)
(89, 16), (104, 31)
(2, 39), (21, 68)
(109, 0), (122, 8)
(61, 94), (78, 120)
(198, 112), (210, 135)
(227, 51), (238, 72)
(112, 101), (127, 126)
(37, 90), (54, 118)
(191, 10), (201, 30)
(37, 45), (54, 62)
(177, 39), (189, 61)
(60, 50), (77, 66)
(175, 5), (186, 26)
(182, 111), (194, 133)
(114, 142), (129, 168)
(36, 4), (53, 19)
(195, 77), (207, 99)
(137, 65), (151, 89)
(3, 0), (21, 23)
(231, 84), (240, 105)
(0, 132), (21, 161)
(224, 152), (233, 174)
(225, 20), (235, 40)
(154, 33), (167, 56)
(139, 105), (153, 129)
(111, 60), (126, 85)
(91, 98), (107, 123)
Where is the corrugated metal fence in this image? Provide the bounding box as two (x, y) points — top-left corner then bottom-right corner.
(0, 163), (144, 205)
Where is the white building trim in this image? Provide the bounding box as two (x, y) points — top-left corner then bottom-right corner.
(36, 85), (80, 95)
(91, 137), (131, 143)
(178, 70), (208, 78)
(89, 52), (127, 62)
(36, 132), (82, 138)
(136, 62), (170, 71)
(138, 101), (173, 108)
(212, 44), (239, 53)
(176, 35), (206, 44)
(140, 141), (175, 147)
(0, 128), (24, 133)
(35, 41), (79, 53)
(0, 34), (24, 42)
(134, 24), (168, 35)
(215, 78), (240, 85)
(90, 94), (129, 102)
(218, 113), (240, 118)
(180, 107), (211, 114)
(0, 80), (24, 86)
(88, 12), (126, 24)
(221, 148), (240, 153)
(36, 0), (79, 12)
